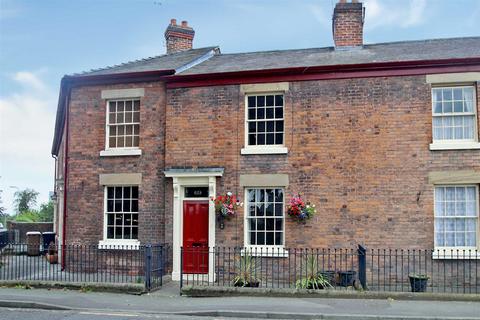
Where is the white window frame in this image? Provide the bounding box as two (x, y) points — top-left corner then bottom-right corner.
(433, 184), (480, 259)
(99, 185), (140, 249)
(429, 85), (480, 151)
(241, 92), (288, 155)
(243, 187), (288, 257)
(100, 98), (142, 157)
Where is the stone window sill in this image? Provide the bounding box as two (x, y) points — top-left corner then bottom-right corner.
(432, 249), (480, 260)
(429, 142), (480, 151)
(98, 240), (140, 250)
(241, 246), (289, 257)
(240, 146), (288, 155)
(100, 149), (142, 157)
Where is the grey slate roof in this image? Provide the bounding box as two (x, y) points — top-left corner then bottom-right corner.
(178, 37), (480, 75)
(74, 46), (218, 76)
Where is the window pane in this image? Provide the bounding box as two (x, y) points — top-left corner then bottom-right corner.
(109, 101), (116, 112)
(257, 218), (265, 230)
(266, 218), (274, 230)
(132, 227), (138, 239)
(133, 111), (140, 122)
(257, 134), (265, 145)
(257, 232), (265, 245)
(247, 189), (255, 203)
(456, 200), (466, 216)
(275, 107), (283, 119)
(132, 200), (139, 212)
(133, 100), (140, 111)
(250, 232), (256, 245)
(266, 189), (274, 202)
(258, 122), (265, 132)
(265, 204), (274, 216)
(454, 101), (463, 113)
(248, 109), (255, 120)
(248, 122), (256, 133)
(453, 88), (463, 100)
(443, 89), (452, 101)
(266, 95), (274, 106)
(275, 218), (283, 230)
(107, 200), (114, 212)
(266, 133), (275, 145)
(456, 218), (466, 232)
(445, 232), (455, 246)
(248, 134), (256, 145)
(266, 232), (274, 245)
(125, 100), (132, 111)
(256, 189), (264, 202)
(275, 232), (282, 245)
(275, 95), (283, 106)
(257, 108), (265, 119)
(248, 96), (256, 108)
(107, 227), (114, 239)
(132, 187), (139, 198)
(256, 204), (264, 216)
(249, 219), (256, 231)
(257, 96), (265, 107)
(266, 108), (274, 119)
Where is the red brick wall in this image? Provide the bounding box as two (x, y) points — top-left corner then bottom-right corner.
(62, 74), (480, 250)
(166, 76), (480, 249)
(65, 82), (167, 245)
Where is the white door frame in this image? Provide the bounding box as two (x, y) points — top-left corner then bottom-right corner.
(165, 171), (222, 282)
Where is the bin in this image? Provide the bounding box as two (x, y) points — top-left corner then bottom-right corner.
(26, 231), (42, 256)
(42, 232), (56, 253)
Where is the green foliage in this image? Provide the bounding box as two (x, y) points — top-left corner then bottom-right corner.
(11, 200), (54, 223)
(38, 201), (54, 222)
(295, 255), (332, 290)
(14, 211), (41, 222)
(13, 188), (39, 214)
(233, 251), (260, 287)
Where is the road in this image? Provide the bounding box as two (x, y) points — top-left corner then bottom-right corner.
(0, 308), (241, 320)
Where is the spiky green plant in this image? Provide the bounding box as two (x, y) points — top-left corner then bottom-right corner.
(295, 254), (332, 289)
(233, 251), (260, 287)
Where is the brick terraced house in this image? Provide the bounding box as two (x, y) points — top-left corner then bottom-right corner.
(52, 1), (480, 281)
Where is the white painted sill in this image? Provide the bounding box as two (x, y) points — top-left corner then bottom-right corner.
(429, 142), (480, 151)
(432, 249), (480, 260)
(241, 146), (288, 155)
(100, 148), (142, 157)
(241, 247), (289, 257)
(98, 240), (140, 250)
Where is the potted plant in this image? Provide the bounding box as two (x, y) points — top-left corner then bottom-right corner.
(287, 194), (316, 223)
(233, 251), (260, 287)
(211, 192), (242, 229)
(409, 274), (429, 292)
(46, 242), (58, 264)
(295, 255), (332, 289)
(338, 270), (356, 287)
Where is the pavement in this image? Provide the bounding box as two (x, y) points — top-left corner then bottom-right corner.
(0, 282), (479, 320)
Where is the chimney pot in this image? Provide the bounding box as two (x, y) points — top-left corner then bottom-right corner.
(181, 20), (188, 27)
(170, 18), (177, 25)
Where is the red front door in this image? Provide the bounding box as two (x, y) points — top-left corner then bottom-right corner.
(182, 201), (209, 274)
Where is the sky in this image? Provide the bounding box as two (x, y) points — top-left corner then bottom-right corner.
(0, 0), (479, 214)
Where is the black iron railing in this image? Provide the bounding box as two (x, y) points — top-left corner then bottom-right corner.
(0, 242), (170, 291)
(180, 246), (480, 294)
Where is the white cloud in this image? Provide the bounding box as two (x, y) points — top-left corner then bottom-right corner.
(363, 0), (427, 30)
(0, 70), (56, 213)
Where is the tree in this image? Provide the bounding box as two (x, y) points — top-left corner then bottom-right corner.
(38, 201), (54, 222)
(0, 188), (5, 216)
(13, 188), (39, 214)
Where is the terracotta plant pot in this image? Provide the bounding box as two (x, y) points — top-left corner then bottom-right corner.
(46, 253), (58, 264)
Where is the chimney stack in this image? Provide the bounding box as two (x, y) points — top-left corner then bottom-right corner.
(332, 0), (365, 49)
(164, 19), (195, 54)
